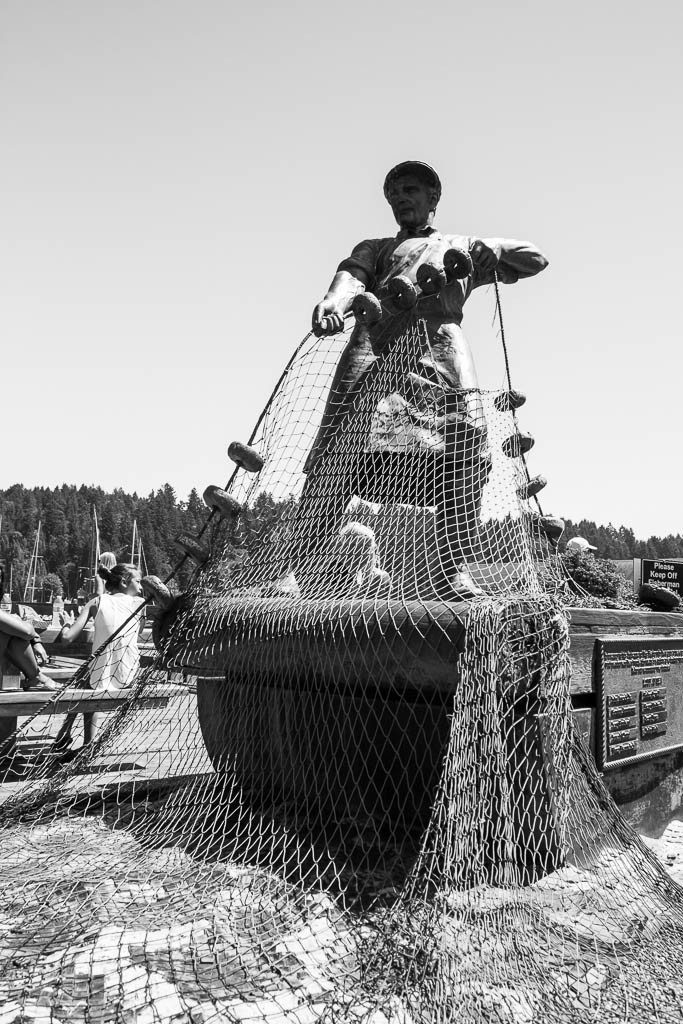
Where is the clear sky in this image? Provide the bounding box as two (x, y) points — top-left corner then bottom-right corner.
(1, 0), (681, 538)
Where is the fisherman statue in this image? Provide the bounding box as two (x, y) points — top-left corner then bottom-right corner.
(304, 160), (549, 598)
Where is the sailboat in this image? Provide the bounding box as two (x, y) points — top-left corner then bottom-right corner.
(0, 515), (10, 613)
(22, 521), (47, 604)
(130, 520), (148, 576)
(91, 506), (102, 583)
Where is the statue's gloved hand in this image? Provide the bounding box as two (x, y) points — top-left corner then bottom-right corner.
(311, 270), (367, 337)
(468, 238), (500, 275)
(312, 298), (345, 337)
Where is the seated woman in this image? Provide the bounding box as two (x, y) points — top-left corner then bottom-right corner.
(55, 563), (145, 750)
(0, 569), (58, 691)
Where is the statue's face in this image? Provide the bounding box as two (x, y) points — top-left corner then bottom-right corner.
(385, 173), (438, 229)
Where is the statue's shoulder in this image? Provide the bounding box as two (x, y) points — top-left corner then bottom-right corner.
(339, 237), (397, 278)
(349, 236), (395, 254)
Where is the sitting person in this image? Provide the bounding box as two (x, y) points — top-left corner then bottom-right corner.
(55, 563), (145, 749)
(0, 569), (58, 691)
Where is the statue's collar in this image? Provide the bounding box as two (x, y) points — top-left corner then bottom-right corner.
(395, 225), (438, 241)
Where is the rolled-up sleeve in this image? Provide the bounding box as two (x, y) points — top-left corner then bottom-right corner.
(481, 239), (549, 285)
(337, 239), (383, 289)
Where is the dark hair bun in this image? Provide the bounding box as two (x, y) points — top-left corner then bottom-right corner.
(104, 563), (137, 592)
(97, 565), (113, 582)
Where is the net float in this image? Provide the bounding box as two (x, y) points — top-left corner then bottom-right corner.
(639, 583), (680, 610)
(202, 485), (243, 520)
(494, 389), (527, 413)
(416, 262), (447, 295)
(502, 432), (535, 459)
(352, 292), (383, 326)
(227, 442), (264, 473)
(140, 575), (173, 610)
(539, 516), (565, 545)
(175, 533), (210, 565)
(386, 275), (418, 310)
(443, 248), (473, 281)
(518, 475), (547, 500)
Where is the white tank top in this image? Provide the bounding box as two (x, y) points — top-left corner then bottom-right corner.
(90, 593), (144, 691)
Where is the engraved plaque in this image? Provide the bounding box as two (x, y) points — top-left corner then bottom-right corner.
(642, 722), (667, 739)
(608, 727), (636, 743)
(607, 705), (636, 720)
(597, 637), (683, 769)
(608, 740), (638, 757)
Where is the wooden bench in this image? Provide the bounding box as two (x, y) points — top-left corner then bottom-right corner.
(0, 654), (85, 693)
(0, 652), (173, 755)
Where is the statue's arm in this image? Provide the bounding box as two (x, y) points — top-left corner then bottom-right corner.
(475, 238), (549, 285)
(312, 270), (369, 336)
(312, 239), (379, 336)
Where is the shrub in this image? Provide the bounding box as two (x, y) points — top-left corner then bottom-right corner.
(561, 550), (637, 609)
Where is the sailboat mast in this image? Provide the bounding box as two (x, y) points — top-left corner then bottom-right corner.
(23, 521), (41, 602)
(94, 506), (101, 568)
(33, 521), (41, 602)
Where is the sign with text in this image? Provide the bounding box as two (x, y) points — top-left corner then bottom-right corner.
(597, 636), (683, 769)
(640, 558), (683, 597)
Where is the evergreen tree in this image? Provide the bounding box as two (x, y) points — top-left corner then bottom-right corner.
(1, 485), (681, 599)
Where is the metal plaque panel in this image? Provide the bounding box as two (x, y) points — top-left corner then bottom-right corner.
(596, 636), (683, 770)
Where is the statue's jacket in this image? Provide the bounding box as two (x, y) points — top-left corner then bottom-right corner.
(305, 227), (548, 477)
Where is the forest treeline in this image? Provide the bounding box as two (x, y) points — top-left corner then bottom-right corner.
(562, 520), (683, 560)
(0, 484), (680, 599)
(0, 483), (211, 599)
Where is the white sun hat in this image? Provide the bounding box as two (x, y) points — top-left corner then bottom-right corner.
(566, 536), (597, 554)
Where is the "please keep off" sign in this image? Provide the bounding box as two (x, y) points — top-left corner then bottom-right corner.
(640, 559), (683, 597)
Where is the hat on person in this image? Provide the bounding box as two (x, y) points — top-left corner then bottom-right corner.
(383, 161), (442, 202)
(566, 537), (597, 554)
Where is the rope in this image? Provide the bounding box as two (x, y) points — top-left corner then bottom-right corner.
(493, 270), (544, 516)
(493, 272), (513, 395)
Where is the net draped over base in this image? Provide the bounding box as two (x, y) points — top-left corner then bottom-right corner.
(1, 317), (683, 1024)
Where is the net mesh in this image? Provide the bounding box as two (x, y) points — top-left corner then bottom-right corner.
(2, 314), (683, 1023)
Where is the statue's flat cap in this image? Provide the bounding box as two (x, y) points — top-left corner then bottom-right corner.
(383, 161), (442, 200)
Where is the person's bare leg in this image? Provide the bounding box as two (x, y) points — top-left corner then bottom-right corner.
(83, 712), (101, 745)
(6, 638), (59, 690)
(54, 713), (77, 750)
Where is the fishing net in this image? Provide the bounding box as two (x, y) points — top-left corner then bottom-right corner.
(1, 310), (683, 1024)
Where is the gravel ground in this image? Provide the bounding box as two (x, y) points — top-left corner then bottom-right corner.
(2, 693), (683, 1023)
